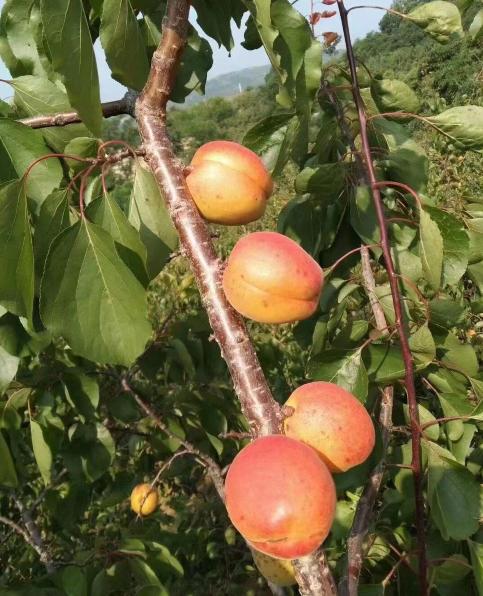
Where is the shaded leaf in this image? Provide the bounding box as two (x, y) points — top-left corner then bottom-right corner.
(371, 78), (420, 115)
(0, 430), (18, 487)
(100, 0), (150, 91)
(0, 181), (34, 318)
(128, 159), (178, 280)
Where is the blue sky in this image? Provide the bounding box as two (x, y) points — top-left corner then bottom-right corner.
(0, 0), (391, 101)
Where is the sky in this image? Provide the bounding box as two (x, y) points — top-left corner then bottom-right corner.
(0, 0), (392, 102)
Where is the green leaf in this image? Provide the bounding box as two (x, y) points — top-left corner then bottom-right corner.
(365, 343), (428, 383)
(429, 298), (466, 329)
(468, 8), (483, 39)
(350, 185), (381, 257)
(34, 188), (76, 280)
(60, 566), (88, 596)
(64, 422), (115, 482)
(409, 324), (436, 366)
(11, 75), (89, 152)
(438, 394), (464, 442)
(426, 441), (479, 540)
(243, 112), (298, 177)
(295, 163), (347, 199)
(408, 1), (464, 43)
(86, 194), (148, 286)
(432, 554), (471, 585)
(404, 403), (439, 441)
(0, 120), (63, 210)
(371, 119), (429, 192)
(191, 0), (244, 51)
(426, 106), (483, 151)
(40, 218), (152, 366)
(0, 345), (19, 395)
(435, 330), (479, 378)
(0, 0), (53, 78)
(63, 369), (100, 422)
(100, 0), (150, 91)
(0, 430), (18, 487)
(171, 27), (213, 103)
(468, 539), (483, 595)
(0, 181), (34, 318)
(308, 348), (369, 402)
(40, 0), (103, 135)
(277, 196), (323, 256)
(31, 419), (52, 485)
(128, 159), (178, 280)
(370, 78), (420, 114)
(419, 208), (444, 291)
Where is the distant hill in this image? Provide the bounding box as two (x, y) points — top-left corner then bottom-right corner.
(177, 64), (271, 107)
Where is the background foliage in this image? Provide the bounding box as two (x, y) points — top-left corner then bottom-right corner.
(0, 0), (481, 595)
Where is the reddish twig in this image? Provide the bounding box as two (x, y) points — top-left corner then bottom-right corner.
(336, 2), (428, 593)
(19, 91), (137, 129)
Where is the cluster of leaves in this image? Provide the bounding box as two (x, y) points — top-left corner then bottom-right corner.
(0, 0), (481, 595)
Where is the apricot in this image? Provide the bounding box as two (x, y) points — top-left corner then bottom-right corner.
(130, 483), (159, 516)
(283, 382), (375, 473)
(222, 231), (324, 324)
(252, 551), (296, 587)
(186, 140), (273, 225)
(225, 435), (336, 559)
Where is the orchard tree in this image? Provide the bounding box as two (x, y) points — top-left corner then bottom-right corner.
(0, 0), (482, 595)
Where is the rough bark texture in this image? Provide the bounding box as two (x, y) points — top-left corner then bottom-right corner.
(19, 92), (137, 129)
(134, 1), (336, 592)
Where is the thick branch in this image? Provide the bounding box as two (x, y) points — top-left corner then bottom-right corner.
(122, 378), (225, 501)
(336, 2), (428, 593)
(294, 552), (338, 595)
(134, 1), (336, 593)
(135, 0), (280, 436)
(19, 91), (137, 129)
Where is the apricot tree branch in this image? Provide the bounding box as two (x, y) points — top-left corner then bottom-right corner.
(121, 378), (225, 502)
(19, 91), (137, 129)
(336, 1), (428, 593)
(135, 0), (280, 437)
(0, 511), (54, 573)
(134, 1), (336, 593)
(360, 246), (389, 336)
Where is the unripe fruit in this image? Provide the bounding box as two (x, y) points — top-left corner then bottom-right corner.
(130, 483), (159, 516)
(225, 435), (336, 559)
(283, 382), (375, 473)
(186, 141), (273, 225)
(223, 232), (324, 324)
(252, 551), (296, 587)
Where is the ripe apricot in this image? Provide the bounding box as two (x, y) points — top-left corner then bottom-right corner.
(225, 435), (336, 559)
(130, 483), (159, 516)
(252, 551), (296, 587)
(222, 231), (324, 324)
(186, 140), (273, 225)
(283, 382), (375, 473)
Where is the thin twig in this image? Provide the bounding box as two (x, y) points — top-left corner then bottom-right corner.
(336, 2), (427, 593)
(0, 512), (54, 572)
(19, 91), (138, 129)
(360, 246), (389, 336)
(122, 378), (225, 501)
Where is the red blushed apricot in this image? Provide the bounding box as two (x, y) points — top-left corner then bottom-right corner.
(186, 141), (273, 225)
(283, 382), (376, 473)
(225, 435), (336, 560)
(222, 231), (324, 324)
